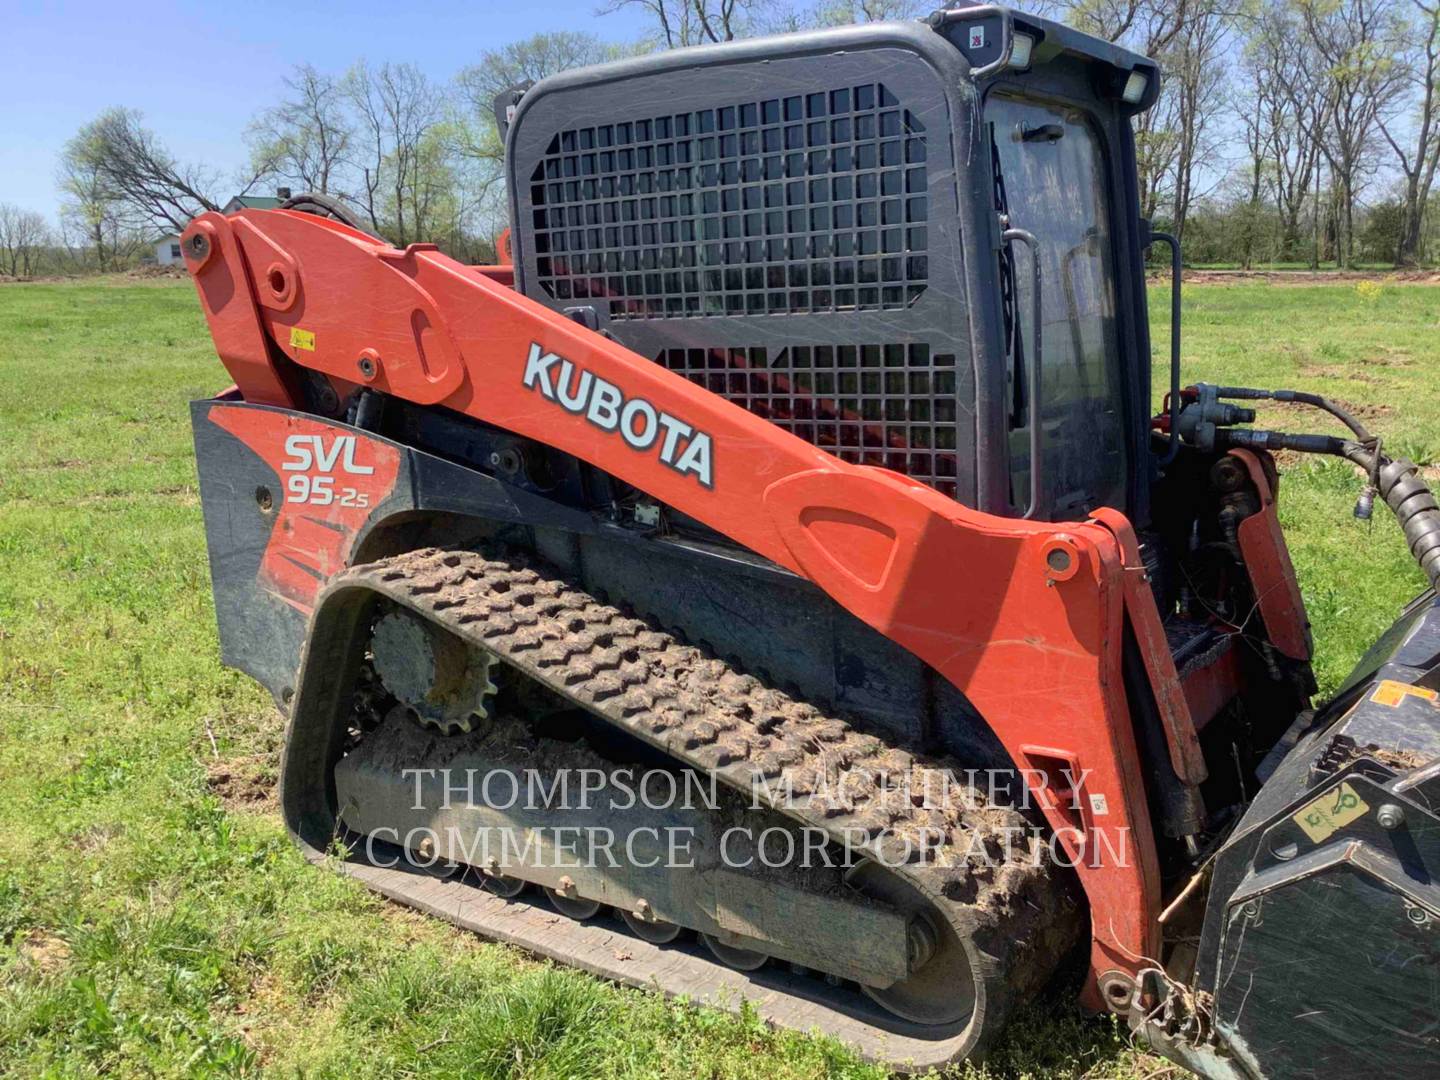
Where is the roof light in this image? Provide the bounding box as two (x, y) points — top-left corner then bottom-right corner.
(1121, 71), (1148, 104)
(1009, 32), (1035, 70)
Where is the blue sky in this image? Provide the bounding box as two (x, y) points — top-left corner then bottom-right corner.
(0, 1), (653, 221)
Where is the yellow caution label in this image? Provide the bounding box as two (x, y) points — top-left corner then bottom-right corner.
(1293, 781), (1370, 843)
(1370, 679), (1438, 707)
(289, 327), (316, 352)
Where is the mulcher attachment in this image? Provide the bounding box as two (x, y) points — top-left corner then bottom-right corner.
(1147, 591), (1440, 1079)
(278, 546), (1081, 1069)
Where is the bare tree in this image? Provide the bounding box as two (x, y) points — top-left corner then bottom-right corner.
(0, 204), (50, 278)
(1165, 8), (1230, 240)
(601, 0), (754, 46)
(457, 31), (619, 111)
(1071, 0), (1227, 233)
(694, 0), (745, 40)
(248, 65), (353, 196)
(755, 0), (930, 32)
(57, 127), (146, 271)
(344, 62), (450, 245)
(453, 32), (627, 235)
(64, 108), (255, 233)
(1281, 0), (1408, 267)
(1070, 0), (1195, 57)
(1233, 68), (1271, 268)
(1244, 10), (1326, 262)
(1378, 0), (1440, 264)
(1134, 77), (1184, 220)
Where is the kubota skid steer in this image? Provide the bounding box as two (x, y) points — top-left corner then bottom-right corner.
(182, 5), (1439, 1075)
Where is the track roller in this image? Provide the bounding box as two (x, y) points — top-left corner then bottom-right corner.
(545, 881), (602, 920)
(700, 932), (768, 971)
(621, 905), (684, 944)
(480, 872), (527, 898)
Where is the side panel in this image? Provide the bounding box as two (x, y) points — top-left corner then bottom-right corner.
(192, 399), (1008, 773)
(191, 400), (593, 698)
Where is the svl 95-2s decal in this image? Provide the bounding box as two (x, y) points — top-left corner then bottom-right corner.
(209, 407), (401, 609)
(523, 342), (715, 488)
(282, 433), (375, 506)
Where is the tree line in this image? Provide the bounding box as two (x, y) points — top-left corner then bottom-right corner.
(5, 0), (1438, 278)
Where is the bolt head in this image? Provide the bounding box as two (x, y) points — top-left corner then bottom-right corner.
(1377, 803), (1406, 830)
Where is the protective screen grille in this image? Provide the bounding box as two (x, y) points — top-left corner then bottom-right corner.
(529, 84), (929, 319)
(658, 344), (959, 496)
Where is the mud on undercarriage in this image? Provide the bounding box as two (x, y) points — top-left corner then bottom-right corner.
(278, 546), (1082, 1069)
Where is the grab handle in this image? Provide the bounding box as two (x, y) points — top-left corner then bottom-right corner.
(1003, 227), (1043, 518)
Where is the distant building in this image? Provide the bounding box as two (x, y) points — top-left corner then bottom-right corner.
(153, 189), (293, 265)
(220, 190), (288, 214)
(154, 234), (185, 266)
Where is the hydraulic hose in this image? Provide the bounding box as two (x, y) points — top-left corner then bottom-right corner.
(1343, 444), (1440, 588)
(1213, 427), (1440, 589)
(1210, 386), (1374, 442)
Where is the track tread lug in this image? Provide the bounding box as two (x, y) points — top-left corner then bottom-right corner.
(340, 545), (1081, 1061)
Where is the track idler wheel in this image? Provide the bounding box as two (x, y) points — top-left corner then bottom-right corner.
(845, 859), (973, 1026)
(479, 870), (527, 898)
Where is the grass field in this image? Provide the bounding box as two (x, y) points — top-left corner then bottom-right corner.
(1, 276), (1438, 1077)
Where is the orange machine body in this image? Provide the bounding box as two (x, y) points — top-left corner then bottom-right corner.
(182, 207), (1302, 1005)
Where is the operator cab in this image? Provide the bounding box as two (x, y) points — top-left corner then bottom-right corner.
(503, 4), (1160, 523)
(935, 5), (1159, 521)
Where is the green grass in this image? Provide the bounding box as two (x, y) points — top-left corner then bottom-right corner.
(1, 276), (1437, 1077)
(1151, 277), (1440, 690)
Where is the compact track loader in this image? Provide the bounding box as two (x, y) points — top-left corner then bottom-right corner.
(183, 5), (1439, 1075)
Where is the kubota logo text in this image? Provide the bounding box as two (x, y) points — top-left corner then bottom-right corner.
(523, 343), (714, 488)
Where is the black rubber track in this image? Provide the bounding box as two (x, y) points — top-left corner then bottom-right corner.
(315, 545), (1082, 1061)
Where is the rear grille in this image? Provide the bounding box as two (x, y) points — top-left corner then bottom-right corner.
(658, 344), (959, 496)
(509, 38), (975, 502)
(529, 83), (929, 320)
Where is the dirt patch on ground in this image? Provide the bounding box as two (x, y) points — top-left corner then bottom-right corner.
(70, 822), (124, 853)
(1347, 401), (1395, 423)
(1262, 397), (1394, 424)
(1295, 364), (1379, 384)
(125, 264), (187, 280)
(1149, 268), (1440, 286)
(1, 270), (190, 287)
(207, 753), (278, 811)
(17, 930), (72, 975)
